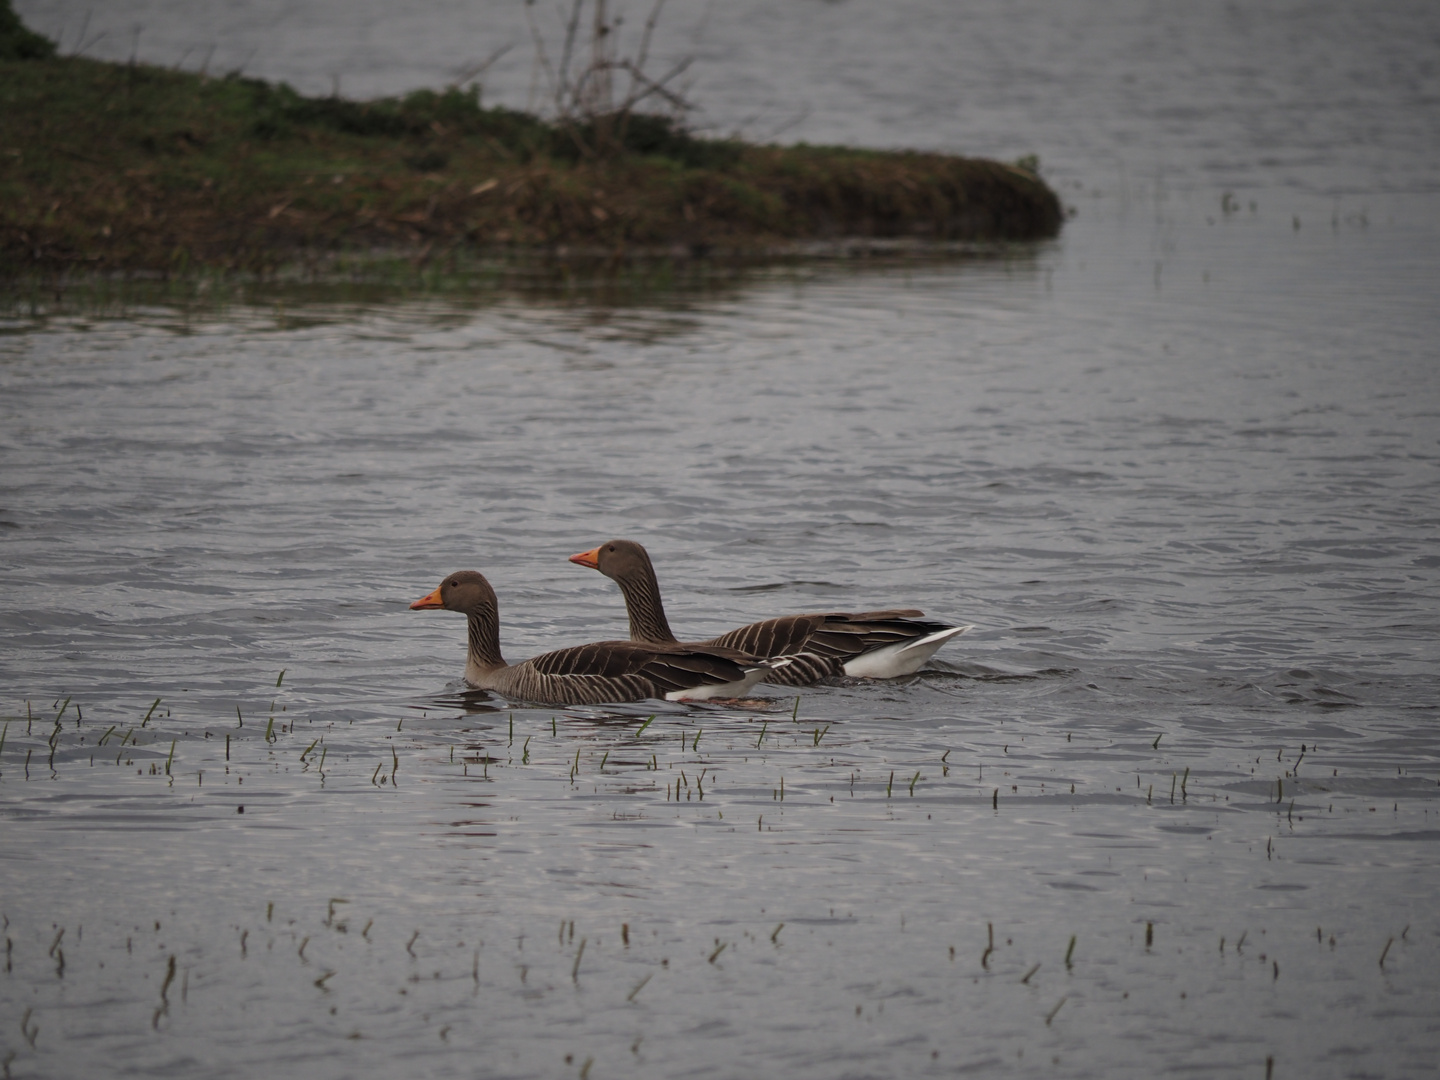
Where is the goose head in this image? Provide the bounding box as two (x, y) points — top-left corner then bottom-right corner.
(409, 570), (497, 615)
(568, 539), (653, 583)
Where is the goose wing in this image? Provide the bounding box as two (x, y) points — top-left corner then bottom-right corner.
(632, 644), (769, 699)
(704, 610), (947, 664)
(525, 640), (664, 679)
(522, 639), (764, 698)
(707, 611), (963, 685)
(704, 615), (824, 658)
(800, 612), (956, 663)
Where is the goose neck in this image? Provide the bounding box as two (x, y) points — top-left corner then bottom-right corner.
(465, 607), (506, 672)
(617, 566), (677, 644)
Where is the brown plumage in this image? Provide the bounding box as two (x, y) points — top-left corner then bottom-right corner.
(409, 570), (777, 705)
(568, 540), (970, 684)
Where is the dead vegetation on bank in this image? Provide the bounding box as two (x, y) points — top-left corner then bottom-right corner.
(0, 7), (1061, 277)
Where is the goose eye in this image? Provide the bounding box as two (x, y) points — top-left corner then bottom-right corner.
(607, 545), (615, 551)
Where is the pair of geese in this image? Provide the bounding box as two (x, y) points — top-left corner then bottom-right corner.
(410, 539), (970, 706)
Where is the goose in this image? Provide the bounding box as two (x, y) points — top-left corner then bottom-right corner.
(568, 540), (971, 684)
(409, 570), (779, 705)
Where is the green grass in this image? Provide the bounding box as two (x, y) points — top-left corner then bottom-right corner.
(0, 7), (1061, 277)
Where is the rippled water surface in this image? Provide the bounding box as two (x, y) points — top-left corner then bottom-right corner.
(4, 2), (1440, 1078)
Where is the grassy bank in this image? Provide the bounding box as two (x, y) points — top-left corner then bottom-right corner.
(0, 12), (1062, 277)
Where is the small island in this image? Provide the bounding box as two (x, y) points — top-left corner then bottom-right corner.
(0, 2), (1062, 277)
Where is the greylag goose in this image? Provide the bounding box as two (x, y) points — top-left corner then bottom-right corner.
(568, 540), (970, 684)
(409, 570), (778, 705)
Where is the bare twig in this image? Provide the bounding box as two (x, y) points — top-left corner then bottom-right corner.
(616, 0), (668, 147)
(525, 0), (697, 158)
(630, 0), (667, 99)
(758, 105), (811, 144)
(616, 56), (694, 113)
(587, 0), (613, 115)
(556, 0), (585, 113)
(524, 1), (561, 110)
(448, 43), (514, 91)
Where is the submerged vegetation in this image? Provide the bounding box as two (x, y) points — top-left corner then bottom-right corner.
(0, 1), (1061, 277)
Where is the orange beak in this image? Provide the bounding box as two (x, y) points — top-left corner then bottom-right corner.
(568, 546), (601, 569)
(409, 585), (445, 610)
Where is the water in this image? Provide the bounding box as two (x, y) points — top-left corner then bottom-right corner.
(4, 2), (1440, 1077)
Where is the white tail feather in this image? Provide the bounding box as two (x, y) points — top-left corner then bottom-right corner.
(841, 625), (972, 679)
(667, 659), (786, 701)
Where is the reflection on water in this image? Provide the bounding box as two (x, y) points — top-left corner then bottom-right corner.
(4, 0), (1440, 1077)
(0, 245), (1049, 327)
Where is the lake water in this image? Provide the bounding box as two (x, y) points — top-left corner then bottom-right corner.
(4, 2), (1440, 1078)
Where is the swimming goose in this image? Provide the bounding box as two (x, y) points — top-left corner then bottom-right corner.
(409, 570), (777, 705)
(568, 540), (970, 684)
